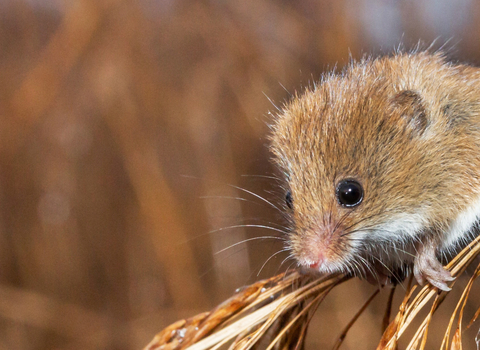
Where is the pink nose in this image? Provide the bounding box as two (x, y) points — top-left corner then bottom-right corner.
(308, 253), (324, 269)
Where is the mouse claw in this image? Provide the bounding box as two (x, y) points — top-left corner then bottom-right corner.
(414, 245), (454, 292)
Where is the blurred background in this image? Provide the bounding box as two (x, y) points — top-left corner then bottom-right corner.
(1, 0), (480, 349)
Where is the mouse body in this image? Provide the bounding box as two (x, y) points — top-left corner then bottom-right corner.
(270, 52), (480, 291)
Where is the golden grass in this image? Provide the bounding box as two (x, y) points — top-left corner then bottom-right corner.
(146, 235), (480, 350)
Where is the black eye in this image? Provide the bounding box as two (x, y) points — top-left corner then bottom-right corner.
(285, 191), (293, 209)
(336, 180), (363, 207)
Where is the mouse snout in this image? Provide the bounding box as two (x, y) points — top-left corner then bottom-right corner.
(308, 252), (324, 269)
(298, 234), (330, 269)
(295, 223), (348, 273)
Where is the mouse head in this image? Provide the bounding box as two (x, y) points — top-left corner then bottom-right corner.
(269, 54), (480, 275)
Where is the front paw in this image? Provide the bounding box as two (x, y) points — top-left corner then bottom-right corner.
(413, 249), (454, 291)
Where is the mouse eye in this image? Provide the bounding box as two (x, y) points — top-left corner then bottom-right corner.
(336, 180), (363, 207)
(285, 191), (293, 209)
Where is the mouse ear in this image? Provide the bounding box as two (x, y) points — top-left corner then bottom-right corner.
(391, 90), (428, 136)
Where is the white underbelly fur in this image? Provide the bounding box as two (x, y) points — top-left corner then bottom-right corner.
(442, 194), (480, 251)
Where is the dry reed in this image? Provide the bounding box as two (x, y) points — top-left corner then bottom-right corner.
(146, 235), (480, 350)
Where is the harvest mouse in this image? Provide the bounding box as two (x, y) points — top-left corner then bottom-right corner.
(270, 51), (480, 291)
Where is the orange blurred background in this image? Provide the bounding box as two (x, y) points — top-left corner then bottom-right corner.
(1, 1), (480, 349)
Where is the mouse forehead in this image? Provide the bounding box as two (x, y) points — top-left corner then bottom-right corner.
(270, 52), (456, 183)
(271, 78), (395, 184)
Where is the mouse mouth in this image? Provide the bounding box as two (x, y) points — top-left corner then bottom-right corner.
(307, 258), (351, 275)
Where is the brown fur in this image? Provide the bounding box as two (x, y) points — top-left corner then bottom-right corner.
(270, 52), (480, 287)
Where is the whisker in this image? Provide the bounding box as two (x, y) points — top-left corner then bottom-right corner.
(228, 184), (284, 214)
(209, 224), (289, 235)
(240, 174), (281, 181)
(278, 82), (292, 97)
(385, 246), (415, 259)
(332, 209), (354, 236)
(200, 195), (259, 204)
(327, 193), (334, 228)
(214, 236), (286, 255)
(345, 228), (417, 258)
(356, 256), (374, 280)
(371, 256), (406, 289)
(257, 248), (290, 276)
(346, 259), (358, 278)
(263, 91), (283, 112)
(230, 217), (292, 232)
(341, 207), (400, 235)
(341, 220), (402, 238)
(179, 218), (291, 245)
(279, 253), (295, 269)
(198, 245), (249, 278)
(282, 261), (298, 282)
(273, 252), (295, 276)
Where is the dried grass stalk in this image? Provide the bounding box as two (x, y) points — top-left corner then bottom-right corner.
(146, 234), (480, 350)
(379, 234), (480, 350)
